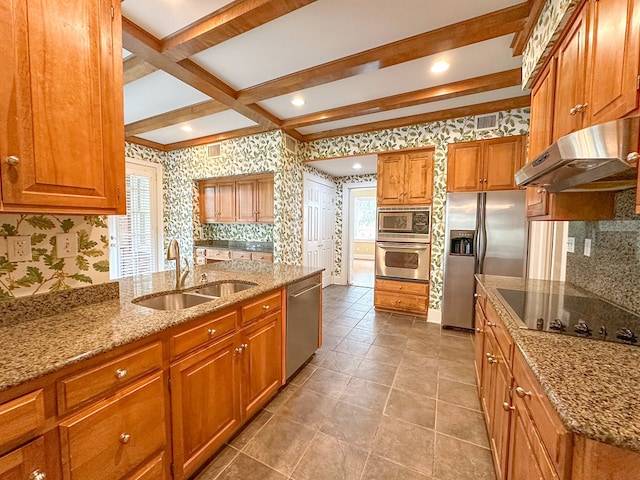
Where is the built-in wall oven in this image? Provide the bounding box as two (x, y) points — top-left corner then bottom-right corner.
(375, 206), (431, 282)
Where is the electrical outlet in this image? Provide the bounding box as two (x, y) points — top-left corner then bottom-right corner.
(56, 233), (78, 258)
(584, 238), (592, 257)
(567, 237), (575, 253)
(7, 236), (32, 262)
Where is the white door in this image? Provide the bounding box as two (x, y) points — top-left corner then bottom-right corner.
(109, 160), (163, 279)
(303, 175), (336, 287)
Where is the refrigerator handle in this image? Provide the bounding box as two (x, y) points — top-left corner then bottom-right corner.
(473, 193), (482, 274)
(479, 193), (488, 272)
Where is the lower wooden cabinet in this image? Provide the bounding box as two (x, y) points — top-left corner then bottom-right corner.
(0, 437), (46, 480)
(526, 189), (615, 220)
(374, 278), (429, 315)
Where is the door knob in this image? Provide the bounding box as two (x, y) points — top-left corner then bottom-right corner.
(5, 155), (19, 166)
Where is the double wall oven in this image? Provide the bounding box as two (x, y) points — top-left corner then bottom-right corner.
(375, 206), (431, 282)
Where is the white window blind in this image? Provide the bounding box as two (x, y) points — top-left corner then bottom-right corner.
(354, 197), (376, 241)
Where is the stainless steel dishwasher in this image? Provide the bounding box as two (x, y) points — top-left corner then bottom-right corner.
(286, 274), (322, 379)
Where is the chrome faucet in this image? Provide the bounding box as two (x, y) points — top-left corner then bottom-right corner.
(167, 239), (189, 289)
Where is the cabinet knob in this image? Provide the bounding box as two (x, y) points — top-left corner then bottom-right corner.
(119, 433), (131, 444)
(29, 471), (47, 480)
(235, 347), (243, 354)
(473, 293), (479, 298)
(569, 105), (578, 116)
(627, 152), (640, 164)
(487, 322), (496, 327)
(475, 328), (484, 333)
(536, 187), (545, 194)
(262, 304), (270, 310)
(241, 343), (248, 349)
(207, 328), (217, 336)
(502, 402), (515, 412)
(115, 368), (128, 379)
(515, 386), (532, 398)
(5, 155), (19, 166)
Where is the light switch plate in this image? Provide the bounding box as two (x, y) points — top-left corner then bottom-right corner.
(567, 237), (575, 253)
(56, 233), (78, 258)
(7, 236), (32, 262)
(584, 238), (592, 257)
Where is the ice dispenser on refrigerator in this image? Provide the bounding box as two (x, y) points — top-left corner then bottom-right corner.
(449, 230), (474, 256)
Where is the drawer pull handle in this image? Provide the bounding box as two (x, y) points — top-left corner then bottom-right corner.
(487, 322), (496, 327)
(115, 369), (128, 379)
(487, 355), (497, 365)
(119, 433), (131, 444)
(29, 470), (47, 480)
(241, 343), (248, 349)
(207, 328), (217, 336)
(515, 386), (532, 398)
(475, 328), (483, 333)
(235, 347), (243, 354)
(502, 402), (515, 412)
(262, 305), (270, 310)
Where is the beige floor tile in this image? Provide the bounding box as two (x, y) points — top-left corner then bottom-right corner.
(384, 388), (437, 429)
(438, 378), (482, 411)
(373, 333), (408, 350)
(289, 363), (317, 386)
(345, 328), (377, 344)
(439, 358), (477, 385)
(320, 351), (363, 375)
(339, 377), (391, 413)
(277, 387), (337, 429)
(393, 364), (438, 398)
(433, 433), (495, 480)
(365, 344), (403, 366)
(320, 401), (382, 449)
(229, 410), (273, 449)
(215, 452), (288, 480)
(303, 367), (351, 398)
(291, 432), (368, 480)
(360, 454), (432, 480)
(353, 358), (398, 386)
(193, 445), (239, 480)
(334, 338), (372, 357)
(435, 401), (490, 448)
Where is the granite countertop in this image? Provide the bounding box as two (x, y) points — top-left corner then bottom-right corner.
(0, 261), (322, 393)
(194, 240), (274, 253)
(476, 274), (640, 452)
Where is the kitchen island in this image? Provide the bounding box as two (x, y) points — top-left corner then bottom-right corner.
(475, 274), (640, 480)
(0, 261), (323, 480)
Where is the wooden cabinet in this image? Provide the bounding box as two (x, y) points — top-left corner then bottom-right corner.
(236, 175), (275, 223)
(526, 190), (615, 220)
(199, 180), (236, 223)
(447, 136), (526, 192)
(0, 437), (46, 480)
(200, 174), (274, 224)
(256, 176), (275, 223)
(529, 60), (557, 159)
(170, 336), (239, 480)
(374, 278), (429, 316)
(0, 0), (125, 214)
(377, 150), (434, 205)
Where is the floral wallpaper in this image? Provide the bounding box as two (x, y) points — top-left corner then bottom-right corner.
(301, 107), (530, 311)
(0, 215), (110, 298)
(202, 223), (274, 242)
(522, 0), (579, 87)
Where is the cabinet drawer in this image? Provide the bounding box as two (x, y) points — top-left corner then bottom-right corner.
(374, 290), (428, 314)
(0, 390), (45, 453)
(484, 300), (513, 363)
(170, 310), (237, 358)
(129, 452), (165, 480)
(241, 291), (281, 326)
(231, 251), (252, 260)
(57, 342), (162, 414)
(205, 249), (230, 260)
(251, 252), (273, 263)
(59, 372), (166, 480)
(375, 278), (428, 296)
(513, 350), (572, 479)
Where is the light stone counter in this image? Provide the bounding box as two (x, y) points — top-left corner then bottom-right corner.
(0, 261), (322, 393)
(476, 274), (640, 453)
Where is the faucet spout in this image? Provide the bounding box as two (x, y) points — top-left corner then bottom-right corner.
(167, 239), (186, 289)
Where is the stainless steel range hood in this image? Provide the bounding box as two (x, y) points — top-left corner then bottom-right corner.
(515, 117), (640, 193)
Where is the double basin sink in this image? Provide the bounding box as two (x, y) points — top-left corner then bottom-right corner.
(133, 281), (257, 311)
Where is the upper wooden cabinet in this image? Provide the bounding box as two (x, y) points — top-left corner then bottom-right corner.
(0, 0), (125, 214)
(447, 136), (526, 192)
(529, 60), (557, 159)
(199, 174), (274, 224)
(377, 150), (434, 205)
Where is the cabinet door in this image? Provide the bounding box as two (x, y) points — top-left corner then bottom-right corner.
(199, 181), (218, 223)
(587, 0), (640, 124)
(404, 151), (434, 204)
(447, 142), (482, 192)
(240, 312), (282, 420)
(0, 0), (124, 214)
(526, 187), (549, 218)
(483, 136), (525, 191)
(256, 176), (275, 223)
(481, 331), (498, 428)
(489, 347), (513, 480)
(236, 179), (257, 222)
(0, 437), (46, 480)
(377, 154), (405, 204)
(474, 304), (486, 397)
(553, 4), (589, 140)
(216, 181), (236, 223)
(529, 60), (557, 159)
(170, 336), (240, 480)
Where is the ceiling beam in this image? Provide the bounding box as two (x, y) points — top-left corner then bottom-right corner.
(301, 96), (531, 142)
(122, 18), (280, 129)
(162, 0), (317, 62)
(125, 136), (169, 152)
(123, 54), (159, 84)
(511, 0), (547, 55)
(282, 69), (523, 129)
(163, 126), (273, 151)
(237, 3), (529, 104)
(125, 100), (228, 137)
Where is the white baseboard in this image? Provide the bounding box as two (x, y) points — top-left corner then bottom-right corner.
(353, 254), (375, 260)
(427, 309), (441, 324)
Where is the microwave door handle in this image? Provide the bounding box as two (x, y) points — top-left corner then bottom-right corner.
(377, 243), (429, 250)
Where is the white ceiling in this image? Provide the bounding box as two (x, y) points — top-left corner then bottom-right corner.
(306, 154), (378, 177)
(120, 0), (532, 147)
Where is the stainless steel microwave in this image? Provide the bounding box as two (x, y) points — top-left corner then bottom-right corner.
(377, 206), (431, 243)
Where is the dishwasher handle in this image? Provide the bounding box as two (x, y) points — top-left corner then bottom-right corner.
(289, 283), (321, 299)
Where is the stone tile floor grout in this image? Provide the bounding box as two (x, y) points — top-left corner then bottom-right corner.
(194, 285), (495, 480)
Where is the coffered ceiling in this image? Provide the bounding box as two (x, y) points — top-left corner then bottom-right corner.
(121, 0), (543, 152)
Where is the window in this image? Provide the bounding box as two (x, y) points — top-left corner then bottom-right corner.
(109, 161), (163, 279)
(353, 197), (376, 241)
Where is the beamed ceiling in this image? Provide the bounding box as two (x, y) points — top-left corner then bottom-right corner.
(121, 0), (544, 152)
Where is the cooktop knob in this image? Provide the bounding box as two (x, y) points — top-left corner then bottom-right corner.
(574, 320), (591, 336)
(598, 326), (607, 338)
(536, 318), (544, 330)
(615, 328), (638, 343)
(549, 319), (565, 331)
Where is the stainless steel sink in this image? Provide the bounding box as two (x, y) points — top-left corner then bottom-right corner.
(133, 292), (213, 311)
(193, 281), (257, 297)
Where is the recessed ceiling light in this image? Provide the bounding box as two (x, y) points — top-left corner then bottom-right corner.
(181, 125), (193, 132)
(431, 61), (450, 73)
(353, 163), (362, 170)
(291, 97), (306, 106)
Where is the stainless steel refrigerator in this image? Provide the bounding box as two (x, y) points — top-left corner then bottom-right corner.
(442, 191), (528, 329)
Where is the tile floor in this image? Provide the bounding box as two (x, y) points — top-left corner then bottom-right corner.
(194, 285), (496, 480)
(351, 259), (374, 288)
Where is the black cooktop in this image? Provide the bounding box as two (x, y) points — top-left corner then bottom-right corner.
(497, 288), (640, 346)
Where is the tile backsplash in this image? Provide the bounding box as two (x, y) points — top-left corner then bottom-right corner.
(566, 189), (640, 314)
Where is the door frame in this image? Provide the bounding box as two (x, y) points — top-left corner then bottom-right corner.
(339, 180), (377, 285)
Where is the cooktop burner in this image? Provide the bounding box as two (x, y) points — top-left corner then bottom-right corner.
(496, 288), (640, 346)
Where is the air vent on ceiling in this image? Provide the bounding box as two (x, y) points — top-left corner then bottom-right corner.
(475, 113), (499, 132)
(284, 134), (298, 154)
(207, 143), (221, 158)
